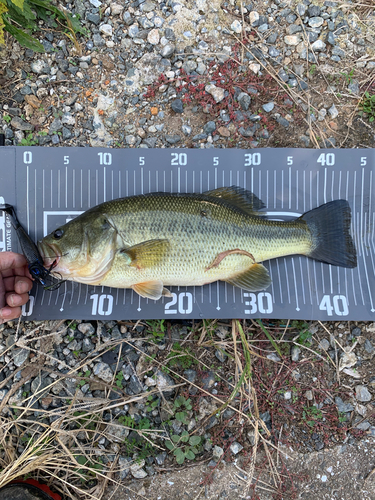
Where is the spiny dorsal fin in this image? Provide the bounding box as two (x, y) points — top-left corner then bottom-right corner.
(225, 263), (271, 292)
(120, 239), (170, 269)
(204, 186), (265, 215)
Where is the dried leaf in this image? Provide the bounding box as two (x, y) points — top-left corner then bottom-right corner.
(24, 94), (41, 108)
(342, 368), (362, 379)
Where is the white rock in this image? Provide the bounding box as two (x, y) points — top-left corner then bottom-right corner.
(284, 35), (301, 46)
(147, 28), (160, 45)
(249, 63), (261, 74)
(249, 11), (259, 26)
(311, 40), (326, 51)
(205, 84), (225, 103)
(93, 362), (113, 383)
(230, 20), (242, 34)
(111, 3), (123, 15)
(99, 24), (113, 37)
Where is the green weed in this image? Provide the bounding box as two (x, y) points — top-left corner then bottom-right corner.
(0, 0), (85, 53)
(146, 319), (166, 339)
(359, 91), (375, 123)
(165, 342), (197, 370)
(165, 431), (201, 465)
(18, 133), (37, 146)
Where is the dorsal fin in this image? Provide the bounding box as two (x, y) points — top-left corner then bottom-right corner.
(204, 186), (265, 215)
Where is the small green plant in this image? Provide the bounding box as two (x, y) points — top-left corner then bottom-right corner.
(74, 455), (103, 481)
(302, 406), (323, 428)
(291, 320), (312, 346)
(340, 68), (354, 85)
(18, 133), (37, 146)
(338, 411), (347, 423)
(165, 431), (201, 464)
(118, 414), (135, 428)
(146, 319), (166, 339)
(115, 371), (124, 388)
(146, 394), (159, 411)
(359, 91), (375, 123)
(173, 395), (192, 425)
(309, 64), (317, 75)
(0, 0), (85, 52)
(3, 113), (11, 123)
(165, 343), (197, 370)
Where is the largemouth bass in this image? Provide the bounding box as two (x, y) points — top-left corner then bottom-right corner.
(38, 187), (357, 300)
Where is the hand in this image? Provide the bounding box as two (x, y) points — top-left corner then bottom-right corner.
(0, 252), (33, 323)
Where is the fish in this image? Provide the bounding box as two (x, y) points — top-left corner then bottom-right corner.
(0, 204), (64, 291)
(37, 186), (357, 300)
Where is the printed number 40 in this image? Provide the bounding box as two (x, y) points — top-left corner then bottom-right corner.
(319, 295), (348, 316)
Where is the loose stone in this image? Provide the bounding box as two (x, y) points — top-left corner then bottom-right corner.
(284, 35), (300, 46)
(263, 102), (274, 112)
(171, 99), (184, 113)
(205, 84), (225, 103)
(355, 385), (372, 402)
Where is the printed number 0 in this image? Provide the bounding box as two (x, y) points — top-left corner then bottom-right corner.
(22, 296), (35, 317)
(165, 292), (193, 314)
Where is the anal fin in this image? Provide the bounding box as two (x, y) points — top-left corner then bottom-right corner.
(225, 263), (271, 292)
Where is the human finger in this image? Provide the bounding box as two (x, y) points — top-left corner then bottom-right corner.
(0, 252), (27, 272)
(1, 264), (31, 280)
(6, 291), (30, 308)
(0, 305), (22, 323)
(13, 276), (33, 295)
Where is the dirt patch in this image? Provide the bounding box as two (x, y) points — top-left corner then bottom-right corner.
(105, 438), (375, 500)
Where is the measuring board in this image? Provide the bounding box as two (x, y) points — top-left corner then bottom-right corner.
(0, 146), (374, 321)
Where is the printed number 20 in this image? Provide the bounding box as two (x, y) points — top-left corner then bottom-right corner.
(165, 292), (193, 314)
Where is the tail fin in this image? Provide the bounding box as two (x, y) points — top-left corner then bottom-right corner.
(301, 200), (357, 268)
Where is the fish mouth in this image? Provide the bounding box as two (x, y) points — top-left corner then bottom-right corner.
(38, 242), (61, 269)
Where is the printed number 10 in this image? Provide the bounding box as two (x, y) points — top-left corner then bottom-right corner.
(90, 294), (113, 315)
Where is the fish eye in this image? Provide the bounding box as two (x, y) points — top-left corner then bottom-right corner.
(53, 228), (64, 239)
(102, 218), (111, 230)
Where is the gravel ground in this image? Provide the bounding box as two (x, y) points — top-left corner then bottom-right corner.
(1, 1), (375, 499)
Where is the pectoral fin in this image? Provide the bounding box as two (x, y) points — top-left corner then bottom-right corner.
(120, 239), (170, 269)
(132, 280), (164, 300)
(225, 263), (271, 292)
